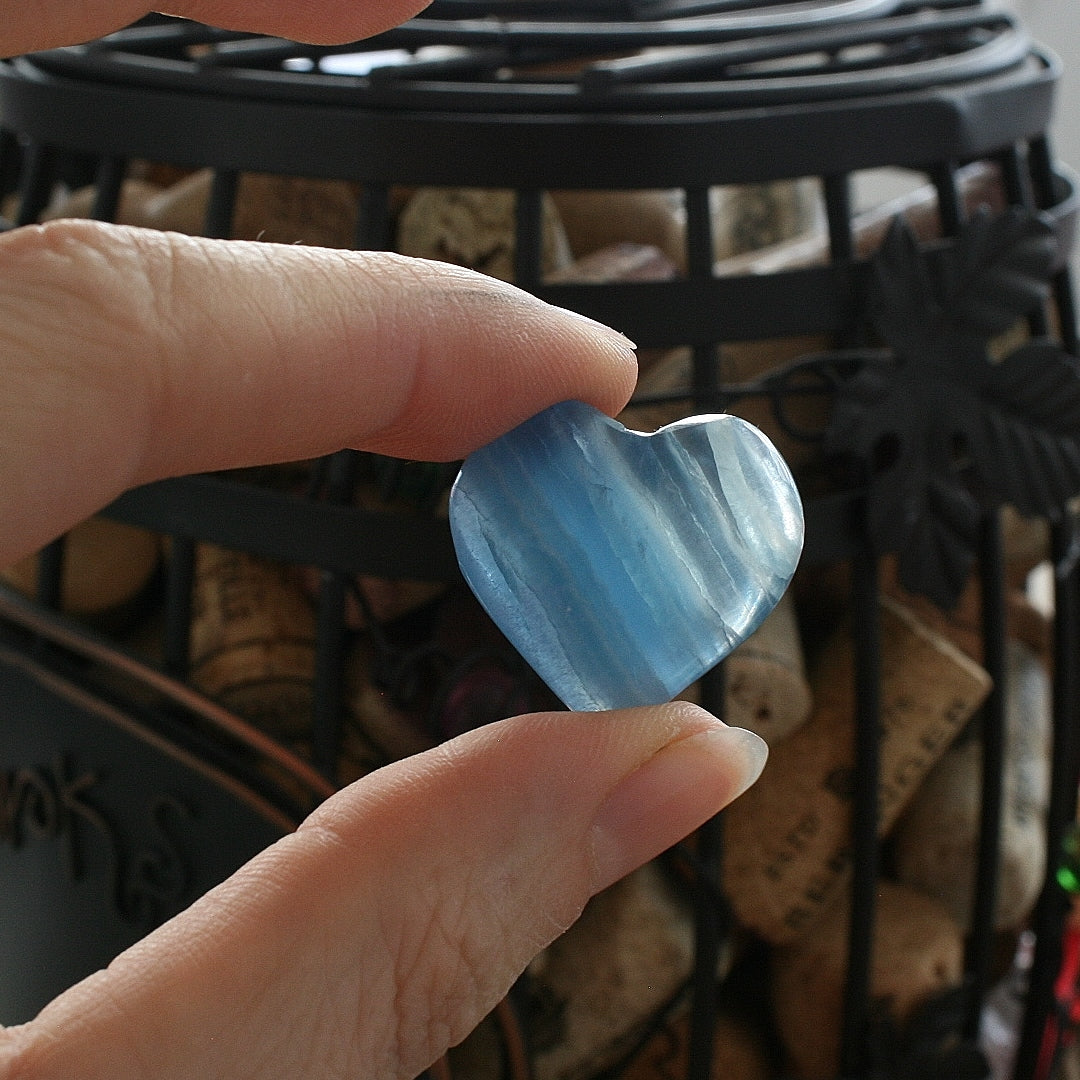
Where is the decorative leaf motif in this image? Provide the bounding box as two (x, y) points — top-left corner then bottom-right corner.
(892, 478), (980, 608)
(928, 208), (1058, 338)
(826, 359), (981, 608)
(947, 340), (1080, 519)
(824, 206), (1077, 608)
(867, 218), (948, 360)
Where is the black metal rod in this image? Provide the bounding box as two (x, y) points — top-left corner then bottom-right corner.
(163, 535), (196, 678)
(203, 168), (240, 238)
(355, 184), (392, 250)
(513, 188), (544, 292)
(839, 546), (881, 1078)
(684, 185), (721, 411)
(930, 158), (964, 235)
(684, 185), (713, 278)
(682, 178), (724, 1077)
(822, 173), (853, 265)
(34, 538), (66, 612)
(311, 451), (357, 780)
(1028, 135), (1058, 213)
(0, 128), (21, 208)
(964, 512), (1007, 1037)
(13, 141), (54, 227)
(998, 142), (1036, 210)
(1014, 513), (1080, 1080)
(312, 569), (350, 780)
(1054, 270), (1079, 356)
(107, 475), (462, 581)
(821, 168), (864, 351)
(89, 154), (127, 220)
(687, 662), (728, 1080)
(1003, 137), (1053, 338)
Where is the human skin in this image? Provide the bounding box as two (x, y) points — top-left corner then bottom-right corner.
(0, 6), (769, 1078)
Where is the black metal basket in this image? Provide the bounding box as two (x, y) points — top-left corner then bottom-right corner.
(1, 3), (1079, 1078)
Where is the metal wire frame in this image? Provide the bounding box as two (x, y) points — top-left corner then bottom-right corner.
(28, 6), (1027, 115)
(1, 15), (1079, 1080)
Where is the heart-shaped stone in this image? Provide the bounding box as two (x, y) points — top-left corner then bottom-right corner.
(449, 400), (804, 711)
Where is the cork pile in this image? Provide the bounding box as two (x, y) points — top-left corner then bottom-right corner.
(3, 161), (1055, 1079)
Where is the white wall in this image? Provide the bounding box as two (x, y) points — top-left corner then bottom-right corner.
(1005, 0), (1079, 172)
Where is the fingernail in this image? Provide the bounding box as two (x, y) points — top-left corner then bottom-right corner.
(552, 304), (637, 351)
(590, 722), (767, 893)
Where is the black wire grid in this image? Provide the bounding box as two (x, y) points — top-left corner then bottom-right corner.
(1, 2), (1080, 1077)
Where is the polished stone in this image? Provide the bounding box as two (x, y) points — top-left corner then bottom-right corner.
(449, 400), (804, 711)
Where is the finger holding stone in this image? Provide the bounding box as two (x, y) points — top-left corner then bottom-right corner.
(0, 704), (766, 1080)
(0, 221), (637, 565)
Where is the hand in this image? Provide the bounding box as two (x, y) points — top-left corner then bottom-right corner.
(0, 6), (770, 1078)
(1, 705), (764, 1079)
(4, 1), (435, 58)
(0, 222), (639, 566)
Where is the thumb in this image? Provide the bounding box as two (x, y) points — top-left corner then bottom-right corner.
(1, 703), (766, 1080)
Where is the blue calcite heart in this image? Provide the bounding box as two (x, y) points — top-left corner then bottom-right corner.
(448, 400), (804, 711)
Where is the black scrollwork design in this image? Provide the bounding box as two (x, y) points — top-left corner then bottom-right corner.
(1, 757), (195, 930)
(119, 794), (194, 929)
(0, 756), (116, 883)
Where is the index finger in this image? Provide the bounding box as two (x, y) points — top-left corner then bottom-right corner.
(0, 221), (638, 565)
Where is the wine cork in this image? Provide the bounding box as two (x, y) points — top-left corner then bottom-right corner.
(881, 557), (1052, 663)
(39, 179), (166, 226)
(619, 1010), (772, 1080)
(2, 516), (161, 628)
(1000, 504), (1050, 583)
(140, 168), (216, 234)
(232, 173), (361, 248)
(299, 565), (446, 632)
(724, 590), (813, 743)
(771, 881), (965, 1080)
(1065, 1042), (1080, 1080)
(692, 161), (1007, 476)
(396, 187), (573, 282)
(133, 161), (199, 188)
(800, 553), (1053, 669)
(45, 168), (214, 236)
(48, 168), (395, 247)
(138, 169), (367, 245)
(548, 179), (816, 276)
(527, 862), (701, 1080)
(189, 545), (316, 738)
(710, 179), (821, 261)
(722, 597), (992, 944)
(711, 162), (1004, 280)
(549, 189), (687, 271)
(893, 638), (1051, 932)
(679, 591), (811, 744)
(343, 639), (435, 765)
(546, 241), (679, 286)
